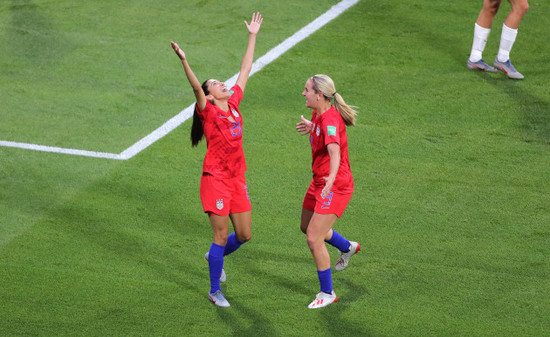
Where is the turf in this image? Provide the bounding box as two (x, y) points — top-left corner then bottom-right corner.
(1, 0), (549, 336)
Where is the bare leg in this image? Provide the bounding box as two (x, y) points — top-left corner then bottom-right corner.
(504, 0), (529, 29)
(209, 213), (230, 246)
(476, 0), (502, 28)
(306, 212), (338, 271)
(229, 211), (252, 243)
(301, 207), (334, 241)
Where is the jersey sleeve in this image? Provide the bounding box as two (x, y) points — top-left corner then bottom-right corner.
(196, 99), (212, 120)
(229, 84), (244, 108)
(322, 113), (342, 147)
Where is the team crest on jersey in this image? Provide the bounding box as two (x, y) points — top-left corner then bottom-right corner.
(316, 126), (320, 136)
(231, 108), (239, 118)
(216, 199), (224, 210)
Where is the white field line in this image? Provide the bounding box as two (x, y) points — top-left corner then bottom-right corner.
(0, 140), (122, 160)
(0, 0), (359, 160)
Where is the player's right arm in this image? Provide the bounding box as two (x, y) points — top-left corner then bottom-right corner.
(296, 115), (312, 135)
(171, 41), (207, 111)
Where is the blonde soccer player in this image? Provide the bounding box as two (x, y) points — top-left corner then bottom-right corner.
(296, 74), (361, 309)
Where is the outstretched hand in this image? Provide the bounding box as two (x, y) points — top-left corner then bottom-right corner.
(244, 12), (263, 35)
(170, 41), (186, 60)
(296, 115), (312, 135)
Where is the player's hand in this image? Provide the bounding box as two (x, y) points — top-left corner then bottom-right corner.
(171, 41), (186, 60)
(245, 12), (263, 35)
(296, 115), (312, 135)
(321, 176), (334, 199)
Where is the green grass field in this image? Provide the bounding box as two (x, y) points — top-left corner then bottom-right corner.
(1, 0), (549, 336)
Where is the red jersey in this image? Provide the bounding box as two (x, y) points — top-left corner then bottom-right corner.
(309, 106), (354, 193)
(197, 85), (246, 178)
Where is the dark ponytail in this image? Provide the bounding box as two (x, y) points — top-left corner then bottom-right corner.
(191, 80), (210, 147)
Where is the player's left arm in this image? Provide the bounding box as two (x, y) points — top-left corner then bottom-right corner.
(322, 142), (341, 198)
(236, 12), (263, 92)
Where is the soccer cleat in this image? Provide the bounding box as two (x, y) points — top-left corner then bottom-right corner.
(208, 290), (230, 307)
(308, 291), (338, 309)
(335, 241), (361, 271)
(467, 59), (497, 72)
(204, 252), (226, 283)
(493, 57), (524, 80)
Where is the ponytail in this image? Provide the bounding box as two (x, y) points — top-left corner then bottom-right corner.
(190, 80), (211, 147)
(190, 106), (203, 147)
(311, 74), (358, 126)
(333, 92), (357, 127)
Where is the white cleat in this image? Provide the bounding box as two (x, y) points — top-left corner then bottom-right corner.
(335, 241), (361, 271)
(308, 291), (338, 309)
(209, 290), (230, 307)
(204, 252), (226, 283)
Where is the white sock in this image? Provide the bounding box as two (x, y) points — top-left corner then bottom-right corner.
(497, 24), (518, 63)
(469, 23), (491, 62)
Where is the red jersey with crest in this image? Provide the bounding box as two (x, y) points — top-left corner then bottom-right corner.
(196, 85), (246, 178)
(309, 106), (354, 193)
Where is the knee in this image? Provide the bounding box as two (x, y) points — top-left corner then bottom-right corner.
(484, 0), (501, 15)
(213, 232), (229, 246)
(236, 232), (251, 243)
(306, 235), (322, 251)
(512, 1), (529, 16)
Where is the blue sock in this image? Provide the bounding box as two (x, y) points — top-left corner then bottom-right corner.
(317, 268), (333, 294)
(208, 243), (225, 293)
(326, 230), (351, 252)
(224, 232), (244, 256)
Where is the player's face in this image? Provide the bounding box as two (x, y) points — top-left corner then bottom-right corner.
(206, 79), (231, 100)
(302, 79), (320, 109)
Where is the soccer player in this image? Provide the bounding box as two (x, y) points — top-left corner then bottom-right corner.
(170, 12), (263, 307)
(295, 74), (361, 309)
(467, 0), (529, 79)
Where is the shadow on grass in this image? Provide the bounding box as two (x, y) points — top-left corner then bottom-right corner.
(214, 303), (278, 337)
(320, 277), (374, 336)
(8, 0), (75, 63)
(230, 245), (372, 336)
(384, 2), (550, 145)
(483, 77), (550, 144)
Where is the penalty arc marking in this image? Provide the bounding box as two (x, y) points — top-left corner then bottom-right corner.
(0, 0), (359, 160)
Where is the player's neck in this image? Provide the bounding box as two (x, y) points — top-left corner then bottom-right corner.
(316, 101), (332, 115)
(213, 99), (229, 112)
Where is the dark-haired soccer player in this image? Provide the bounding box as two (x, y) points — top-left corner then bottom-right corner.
(171, 12), (263, 307)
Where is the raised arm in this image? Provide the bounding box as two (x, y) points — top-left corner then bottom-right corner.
(171, 41), (207, 111)
(235, 12), (263, 92)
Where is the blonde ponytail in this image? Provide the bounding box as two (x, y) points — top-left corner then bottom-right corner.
(311, 74), (357, 126)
